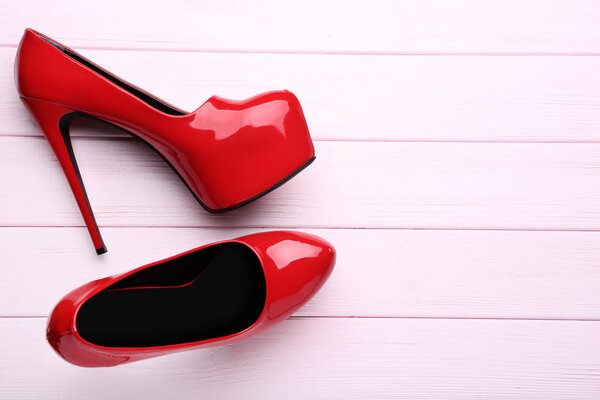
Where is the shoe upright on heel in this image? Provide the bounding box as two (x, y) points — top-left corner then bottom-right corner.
(21, 97), (106, 255)
(47, 231), (336, 367)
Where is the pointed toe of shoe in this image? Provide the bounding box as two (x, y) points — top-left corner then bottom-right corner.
(189, 90), (315, 212)
(239, 231), (335, 322)
(289, 232), (336, 284)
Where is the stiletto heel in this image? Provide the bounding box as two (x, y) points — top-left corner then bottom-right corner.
(16, 28), (315, 254)
(21, 97), (106, 255)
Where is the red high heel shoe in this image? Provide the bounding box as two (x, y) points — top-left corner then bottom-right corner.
(46, 231), (335, 367)
(15, 29), (315, 255)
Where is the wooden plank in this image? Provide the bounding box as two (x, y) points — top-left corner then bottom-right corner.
(2, 317), (600, 399)
(1, 137), (600, 230)
(3, 227), (600, 319)
(1, 1), (600, 54)
(3, 48), (600, 142)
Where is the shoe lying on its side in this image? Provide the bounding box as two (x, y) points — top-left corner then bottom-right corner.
(16, 29), (315, 254)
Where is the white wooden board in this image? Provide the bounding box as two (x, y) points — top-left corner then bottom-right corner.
(2, 49), (600, 142)
(2, 318), (600, 399)
(2, 227), (600, 320)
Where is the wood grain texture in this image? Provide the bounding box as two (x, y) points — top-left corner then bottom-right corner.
(3, 1), (600, 397)
(2, 317), (600, 400)
(1, 0), (600, 54)
(3, 48), (600, 142)
(2, 137), (600, 230)
(3, 227), (600, 320)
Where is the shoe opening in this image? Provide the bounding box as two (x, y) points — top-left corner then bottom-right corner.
(36, 31), (186, 116)
(75, 242), (266, 347)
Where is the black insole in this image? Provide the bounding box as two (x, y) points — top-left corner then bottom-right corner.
(38, 34), (186, 116)
(76, 243), (267, 347)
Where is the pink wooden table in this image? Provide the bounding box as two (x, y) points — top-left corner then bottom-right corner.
(1, 1), (600, 398)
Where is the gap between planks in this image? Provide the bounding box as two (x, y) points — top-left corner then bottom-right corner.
(4, 315), (600, 323)
(7, 134), (600, 144)
(4, 42), (600, 57)
(3, 226), (600, 233)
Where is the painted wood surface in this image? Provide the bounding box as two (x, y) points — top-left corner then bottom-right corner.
(2, 1), (600, 398)
(2, 137), (600, 229)
(1, 0), (600, 54)
(2, 318), (600, 399)
(3, 48), (600, 142)
(3, 227), (600, 320)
